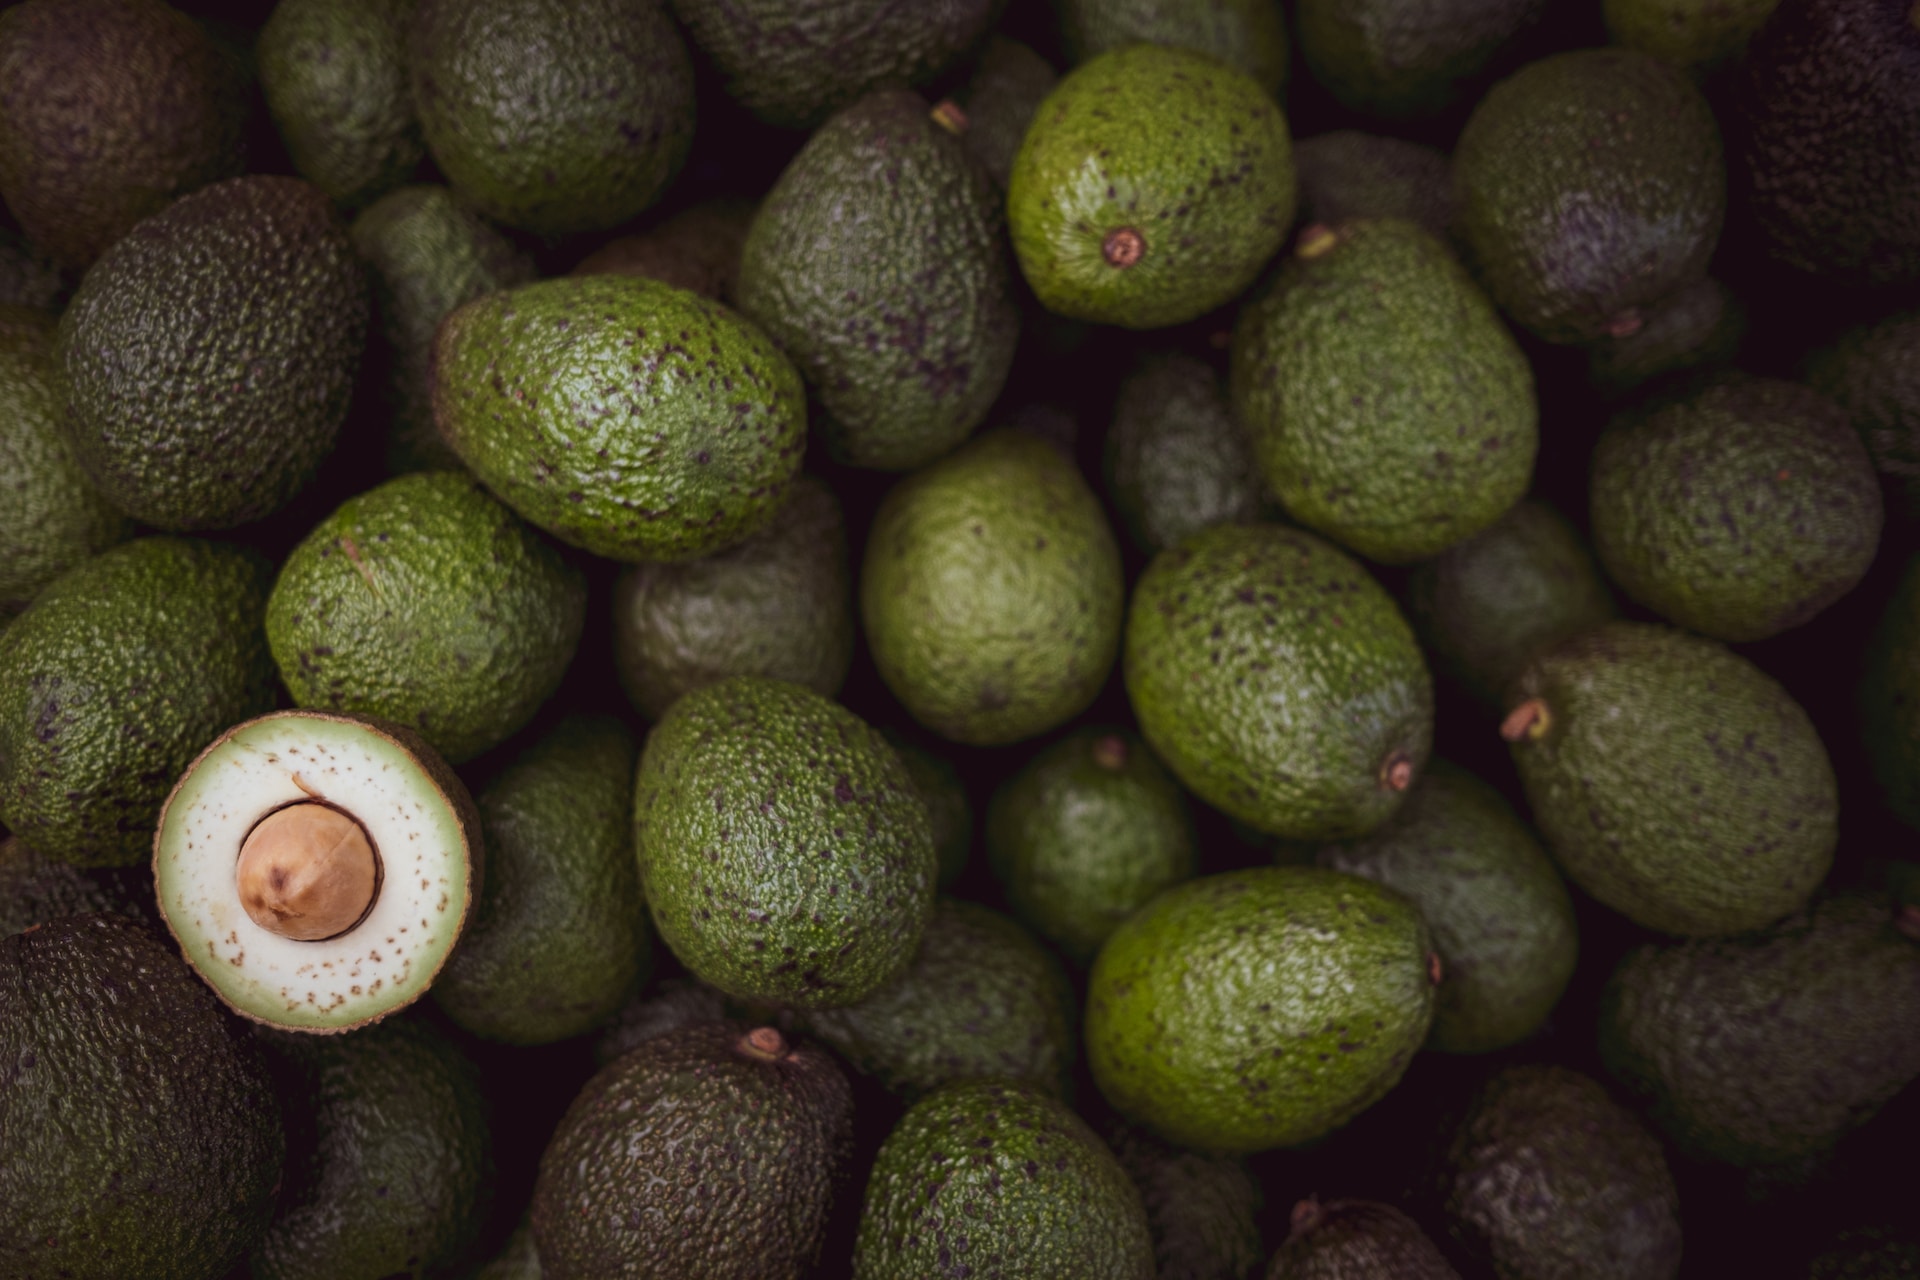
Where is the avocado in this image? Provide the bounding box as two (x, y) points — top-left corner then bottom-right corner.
(431, 274), (807, 563)
(0, 224), (65, 310)
(799, 897), (1078, 1100)
(1232, 217), (1537, 564)
(266, 471), (586, 765)
(1604, 0), (1781, 75)
(1126, 522), (1434, 839)
(1452, 48), (1725, 344)
(57, 174), (368, 530)
(0, 834), (156, 935)
(1103, 350), (1267, 556)
(1805, 307), (1920, 511)
(1599, 892), (1920, 1174)
(1438, 1064), (1683, 1280)
(1292, 131), (1454, 243)
(861, 429), (1125, 746)
(258, 0), (422, 208)
(1008, 44), (1296, 329)
(252, 1013), (490, 1280)
(853, 1078), (1157, 1280)
(434, 715), (648, 1045)
(0, 305), (130, 619)
(408, 0), (694, 236)
(1060, 0), (1290, 97)
(1087, 866), (1436, 1152)
(1502, 620), (1837, 936)
(737, 89), (1019, 471)
(1586, 275), (1746, 396)
(1864, 553), (1920, 829)
(594, 975), (732, 1068)
(1404, 498), (1616, 708)
(1588, 378), (1882, 642)
(886, 731), (974, 888)
(572, 197), (757, 304)
(946, 36), (1059, 190)
(0, 0), (245, 269)
(0, 536), (275, 865)
(635, 675), (937, 1008)
(1107, 1122), (1264, 1280)
(1268, 1198), (1459, 1279)
(986, 727), (1197, 966)
(0, 913), (284, 1280)
(1316, 759), (1577, 1054)
(533, 1020), (855, 1280)
(1296, 0), (1543, 119)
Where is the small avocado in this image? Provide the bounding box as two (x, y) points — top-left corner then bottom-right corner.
(1805, 307), (1920, 511)
(408, 0), (694, 236)
(1232, 217), (1537, 564)
(945, 36), (1059, 190)
(861, 429), (1125, 746)
(572, 197), (757, 304)
(266, 471), (587, 765)
(1589, 378), (1882, 642)
(432, 274), (807, 563)
(1586, 275), (1746, 396)
(1296, 0), (1544, 118)
(1452, 49), (1725, 344)
(0, 914), (284, 1280)
(533, 1020), (855, 1280)
(853, 1078), (1156, 1280)
(1126, 522), (1434, 840)
(1087, 866), (1436, 1153)
(0, 834), (156, 935)
(1008, 44), (1296, 329)
(1503, 621), (1837, 937)
(1108, 1122), (1265, 1280)
(1268, 1198), (1459, 1279)
(886, 731), (974, 888)
(1604, 0), (1781, 75)
(986, 727), (1197, 966)
(635, 676), (937, 1009)
(1292, 131), (1454, 242)
(1865, 553), (1920, 829)
(1060, 0), (1290, 97)
(1103, 350), (1267, 556)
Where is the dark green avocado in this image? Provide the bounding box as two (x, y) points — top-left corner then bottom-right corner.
(0, 834), (156, 935)
(1103, 351), (1267, 556)
(1108, 1122), (1264, 1280)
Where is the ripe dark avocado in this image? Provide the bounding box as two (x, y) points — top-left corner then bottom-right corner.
(532, 1020), (855, 1280)
(1268, 1198), (1459, 1279)
(572, 197), (757, 304)
(1805, 306), (1920, 511)
(1864, 553), (1920, 829)
(1296, 0), (1544, 119)
(1103, 350), (1267, 556)
(1587, 275), (1746, 396)
(1060, 0), (1290, 97)
(1108, 1122), (1264, 1280)
(0, 834), (157, 935)
(0, 914), (284, 1280)
(1292, 131), (1454, 242)
(946, 36), (1059, 190)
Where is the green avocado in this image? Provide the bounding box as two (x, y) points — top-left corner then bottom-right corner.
(0, 834), (156, 935)
(1107, 1122), (1264, 1280)
(1805, 307), (1920, 512)
(572, 197), (757, 304)
(886, 732), (974, 888)
(1296, 0), (1543, 119)
(1864, 553), (1920, 829)
(1268, 1199), (1459, 1279)
(431, 274), (807, 563)
(594, 975), (732, 1068)
(266, 471), (586, 766)
(258, 0), (422, 207)
(1008, 44), (1296, 329)
(1605, 0), (1781, 74)
(1586, 275), (1746, 396)
(947, 37), (1059, 190)
(1061, 0), (1290, 97)
(1103, 351), (1266, 556)
(1292, 131), (1454, 242)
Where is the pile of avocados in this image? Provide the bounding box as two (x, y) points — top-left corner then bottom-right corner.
(6, 0), (1920, 1276)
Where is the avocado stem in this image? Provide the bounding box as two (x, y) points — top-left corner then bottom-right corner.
(1380, 751), (1415, 791)
(234, 803), (379, 942)
(1103, 227), (1145, 268)
(1428, 952), (1444, 985)
(930, 99), (969, 136)
(738, 1026), (790, 1062)
(1500, 699), (1552, 743)
(1295, 224), (1339, 259)
(1091, 734), (1130, 771)
(1604, 309), (1644, 339)
(1289, 1196), (1324, 1237)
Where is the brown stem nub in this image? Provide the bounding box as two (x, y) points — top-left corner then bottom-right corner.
(1296, 224), (1339, 259)
(1103, 227), (1144, 268)
(1429, 952), (1445, 985)
(1501, 698), (1552, 743)
(738, 1026), (790, 1061)
(1604, 309), (1644, 339)
(1289, 1196), (1324, 1238)
(235, 803), (378, 941)
(1092, 734), (1129, 771)
(1896, 903), (1920, 942)
(1380, 751), (1415, 792)
(930, 99), (969, 136)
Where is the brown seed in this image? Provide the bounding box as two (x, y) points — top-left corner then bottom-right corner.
(234, 804), (379, 942)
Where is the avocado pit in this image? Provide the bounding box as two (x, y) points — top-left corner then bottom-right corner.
(236, 803), (380, 941)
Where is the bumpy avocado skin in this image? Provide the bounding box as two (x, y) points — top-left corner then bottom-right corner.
(1061, 0), (1289, 96)
(1108, 1122), (1264, 1280)
(0, 914), (284, 1280)
(854, 1079), (1156, 1280)
(0, 536), (276, 865)
(266, 471), (587, 766)
(1086, 867), (1435, 1153)
(1292, 131), (1454, 241)
(1008, 44), (1296, 329)
(1586, 275), (1745, 395)
(634, 676), (937, 1009)
(1865, 553), (1920, 829)
(431, 274), (807, 563)
(258, 0), (422, 207)
(1806, 307), (1920, 509)
(1452, 49), (1724, 344)
(1269, 1199), (1459, 1280)
(1125, 522), (1434, 840)
(1103, 351), (1266, 556)
(1506, 621), (1836, 937)
(951, 37), (1059, 190)
(56, 175), (368, 531)
(0, 834), (157, 935)
(573, 198), (757, 304)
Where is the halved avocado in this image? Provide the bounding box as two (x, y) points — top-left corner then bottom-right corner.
(154, 709), (481, 1033)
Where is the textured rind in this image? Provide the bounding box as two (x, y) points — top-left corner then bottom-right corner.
(1864, 553), (1920, 829)
(0, 914), (284, 1280)
(1125, 522), (1433, 840)
(1269, 1200), (1459, 1279)
(1452, 48), (1725, 344)
(1086, 867), (1435, 1153)
(953, 37), (1060, 190)
(1107, 1122), (1264, 1280)
(408, 0), (694, 236)
(1060, 0), (1289, 96)
(888, 733), (974, 888)
(1805, 308), (1920, 504)
(573, 198), (758, 304)
(1008, 44), (1295, 329)
(431, 274), (807, 563)
(56, 175), (368, 530)
(1506, 621), (1837, 937)
(1589, 379), (1882, 642)
(0, 834), (157, 935)
(853, 1079), (1156, 1280)
(1231, 217), (1538, 564)
(1103, 351), (1266, 556)
(532, 1020), (855, 1280)
(1295, 0), (1543, 118)
(634, 676), (937, 1009)
(1293, 132), (1455, 241)
(1599, 892), (1920, 1169)
(1586, 276), (1744, 394)
(0, 536), (276, 865)
(594, 975), (732, 1068)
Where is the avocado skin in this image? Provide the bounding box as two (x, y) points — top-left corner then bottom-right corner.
(572, 198), (757, 304)
(854, 1078), (1156, 1280)
(1865, 553), (1920, 829)
(951, 37), (1059, 190)
(432, 274), (807, 564)
(1599, 892), (1920, 1172)
(57, 174), (368, 530)
(532, 1020), (855, 1280)
(251, 1014), (491, 1280)
(1296, 0), (1542, 119)
(1452, 48), (1724, 344)
(1806, 307), (1920, 509)
(1126, 522), (1433, 840)
(635, 676), (937, 1009)
(0, 536), (276, 866)
(1103, 351), (1266, 556)
(1293, 131), (1454, 242)
(594, 976), (734, 1068)
(0, 834), (156, 935)
(1603, 0), (1781, 74)
(0, 914), (284, 1280)
(1061, 0), (1289, 97)
(266, 471), (587, 766)
(1268, 1199), (1458, 1280)
(737, 90), (1018, 472)
(887, 732), (974, 888)
(408, 0), (694, 237)
(0, 0), (245, 269)
(1589, 378), (1882, 642)
(1587, 276), (1745, 396)
(1439, 1064), (1682, 1280)
(1107, 1122), (1264, 1280)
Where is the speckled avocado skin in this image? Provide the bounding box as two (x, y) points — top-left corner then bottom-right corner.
(1103, 351), (1266, 556)
(634, 676), (937, 1009)
(431, 274), (807, 563)
(1060, 0), (1290, 97)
